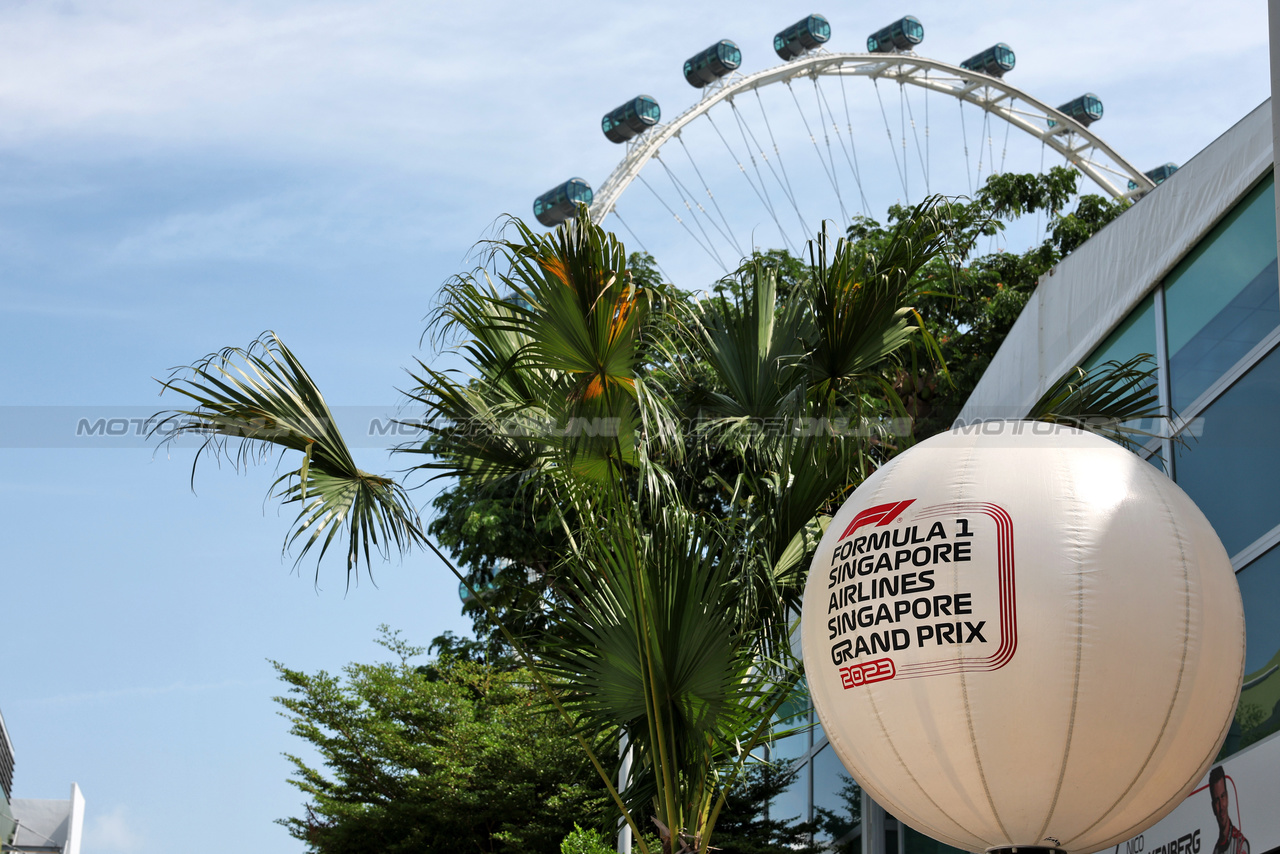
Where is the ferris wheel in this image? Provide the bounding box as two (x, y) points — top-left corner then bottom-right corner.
(532, 13), (1177, 281)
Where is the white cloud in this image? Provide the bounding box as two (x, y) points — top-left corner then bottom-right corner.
(85, 804), (143, 852)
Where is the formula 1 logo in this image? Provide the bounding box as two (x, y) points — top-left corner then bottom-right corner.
(838, 500), (916, 540)
(839, 658), (896, 688)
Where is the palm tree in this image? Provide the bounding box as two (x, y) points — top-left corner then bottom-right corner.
(153, 203), (1159, 854)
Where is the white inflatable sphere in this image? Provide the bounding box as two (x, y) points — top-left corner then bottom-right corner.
(801, 424), (1244, 854)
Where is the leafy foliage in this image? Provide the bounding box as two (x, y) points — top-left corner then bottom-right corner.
(274, 628), (608, 854)
(889, 166), (1132, 437)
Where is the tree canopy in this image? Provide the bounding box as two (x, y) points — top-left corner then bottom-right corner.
(273, 628), (608, 854)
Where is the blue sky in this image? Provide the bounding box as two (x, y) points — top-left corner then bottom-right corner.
(0, 2), (1271, 852)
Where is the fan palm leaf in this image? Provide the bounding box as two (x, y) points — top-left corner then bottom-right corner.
(1028, 353), (1163, 449)
(154, 332), (420, 576)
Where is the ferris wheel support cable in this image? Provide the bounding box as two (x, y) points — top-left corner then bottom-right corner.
(985, 106), (997, 178)
(902, 83), (929, 194)
(1000, 103), (1014, 175)
(729, 102), (808, 247)
(724, 106), (800, 253)
(586, 53), (1155, 224)
(924, 70), (931, 195)
(702, 111), (796, 253)
(816, 76), (870, 217)
(797, 78), (850, 223)
(874, 78), (910, 200)
(676, 135), (744, 258)
(813, 76), (869, 220)
(654, 153), (732, 267)
(612, 208), (674, 284)
(959, 98), (974, 196)
(726, 104), (786, 222)
(836, 74), (872, 216)
(635, 172), (727, 271)
(976, 107), (992, 186)
(899, 81), (910, 201)
(749, 89), (812, 237)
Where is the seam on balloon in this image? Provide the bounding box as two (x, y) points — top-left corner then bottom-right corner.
(954, 445), (1014, 843)
(1062, 463), (1194, 849)
(1083, 499), (1246, 854)
(1035, 453), (1087, 843)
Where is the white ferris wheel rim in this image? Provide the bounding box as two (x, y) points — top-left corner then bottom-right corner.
(587, 50), (1155, 225)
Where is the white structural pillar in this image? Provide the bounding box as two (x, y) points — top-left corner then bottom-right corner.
(1271, 0), (1280, 273)
(66, 783), (84, 854)
(862, 791), (886, 854)
(617, 737), (633, 854)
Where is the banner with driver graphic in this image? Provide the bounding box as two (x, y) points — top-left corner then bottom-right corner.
(1112, 734), (1280, 854)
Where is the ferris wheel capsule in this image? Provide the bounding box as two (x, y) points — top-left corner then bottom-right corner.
(774, 14), (831, 60)
(1129, 162), (1179, 190)
(867, 15), (923, 53)
(533, 178), (593, 227)
(683, 39), (742, 88)
(1053, 92), (1104, 127)
(602, 95), (661, 144)
(959, 43), (1015, 77)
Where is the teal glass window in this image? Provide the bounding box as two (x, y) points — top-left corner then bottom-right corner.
(1084, 292), (1157, 369)
(1165, 173), (1279, 411)
(1174, 343), (1280, 555)
(1083, 292), (1159, 435)
(1229, 544), (1280, 751)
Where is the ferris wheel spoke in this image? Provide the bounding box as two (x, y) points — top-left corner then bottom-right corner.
(655, 152), (739, 263)
(901, 83), (930, 195)
(725, 104), (805, 250)
(748, 89), (812, 238)
(874, 79), (909, 201)
(815, 76), (869, 218)
(924, 72), (931, 197)
(975, 106), (990, 187)
(985, 107), (997, 178)
(611, 207), (674, 284)
(958, 99), (974, 197)
(786, 80), (849, 224)
(999, 101), (1014, 175)
(655, 150), (737, 263)
(676, 135), (745, 258)
(636, 172), (729, 271)
(704, 111), (797, 253)
(809, 77), (852, 225)
(836, 74), (872, 217)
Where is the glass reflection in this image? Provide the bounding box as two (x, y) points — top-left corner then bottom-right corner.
(769, 759), (809, 826)
(1174, 344), (1280, 555)
(1231, 545), (1280, 753)
(812, 743), (860, 846)
(1165, 174), (1279, 411)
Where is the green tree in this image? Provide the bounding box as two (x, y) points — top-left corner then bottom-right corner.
(274, 628), (608, 854)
